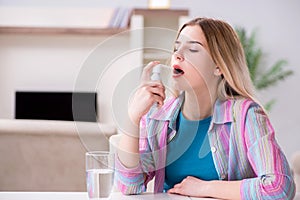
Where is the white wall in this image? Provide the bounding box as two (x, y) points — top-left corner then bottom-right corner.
(0, 34), (102, 118)
(0, 0), (299, 162)
(174, 0), (300, 166)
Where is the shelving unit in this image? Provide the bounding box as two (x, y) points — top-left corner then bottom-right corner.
(0, 7), (189, 123)
(0, 7), (189, 77)
(0, 7), (132, 35)
(0, 26), (128, 35)
(130, 8), (189, 65)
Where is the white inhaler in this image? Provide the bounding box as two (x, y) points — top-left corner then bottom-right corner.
(151, 64), (162, 108)
(151, 64), (161, 81)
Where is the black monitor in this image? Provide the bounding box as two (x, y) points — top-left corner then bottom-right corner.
(15, 91), (97, 122)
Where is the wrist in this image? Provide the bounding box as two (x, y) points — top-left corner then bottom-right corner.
(204, 180), (218, 197)
(204, 180), (242, 200)
(117, 113), (140, 138)
(128, 110), (141, 126)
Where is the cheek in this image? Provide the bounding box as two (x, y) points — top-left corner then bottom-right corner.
(183, 67), (207, 90)
(187, 55), (215, 78)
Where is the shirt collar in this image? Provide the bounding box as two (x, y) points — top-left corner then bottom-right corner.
(211, 98), (235, 124)
(148, 93), (235, 131)
(148, 93), (184, 130)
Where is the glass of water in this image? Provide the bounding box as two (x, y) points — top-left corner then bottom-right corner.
(86, 151), (115, 200)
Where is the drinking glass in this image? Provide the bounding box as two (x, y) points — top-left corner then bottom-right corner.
(86, 151), (115, 200)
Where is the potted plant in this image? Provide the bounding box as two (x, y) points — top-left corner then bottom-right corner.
(235, 27), (294, 111)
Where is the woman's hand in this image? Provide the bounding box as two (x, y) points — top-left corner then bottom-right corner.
(128, 61), (166, 126)
(167, 176), (210, 198)
(168, 176), (242, 200)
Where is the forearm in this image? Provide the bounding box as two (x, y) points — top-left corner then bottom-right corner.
(116, 133), (145, 195)
(206, 180), (241, 200)
(117, 132), (140, 168)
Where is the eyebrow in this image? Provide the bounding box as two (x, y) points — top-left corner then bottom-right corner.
(175, 40), (204, 47)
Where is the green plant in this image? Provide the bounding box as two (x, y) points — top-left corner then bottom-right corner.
(235, 27), (294, 111)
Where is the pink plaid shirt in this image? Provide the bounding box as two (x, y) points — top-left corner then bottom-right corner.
(116, 94), (295, 199)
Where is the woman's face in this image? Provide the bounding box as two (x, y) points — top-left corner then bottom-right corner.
(171, 25), (218, 93)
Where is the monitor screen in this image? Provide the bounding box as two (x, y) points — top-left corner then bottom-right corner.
(15, 91), (97, 122)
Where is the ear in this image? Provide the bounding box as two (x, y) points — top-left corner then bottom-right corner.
(214, 67), (222, 76)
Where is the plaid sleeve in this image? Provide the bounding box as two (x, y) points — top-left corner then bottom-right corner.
(115, 115), (155, 195)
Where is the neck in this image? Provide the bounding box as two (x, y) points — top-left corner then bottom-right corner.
(182, 89), (217, 121)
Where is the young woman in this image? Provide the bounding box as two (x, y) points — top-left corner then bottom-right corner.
(115, 18), (295, 199)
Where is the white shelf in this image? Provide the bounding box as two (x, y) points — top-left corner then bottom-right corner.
(0, 7), (132, 35)
(0, 7), (188, 36)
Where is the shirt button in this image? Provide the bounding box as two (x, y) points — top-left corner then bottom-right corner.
(211, 146), (217, 153)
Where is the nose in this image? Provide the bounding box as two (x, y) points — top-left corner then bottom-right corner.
(173, 51), (184, 62)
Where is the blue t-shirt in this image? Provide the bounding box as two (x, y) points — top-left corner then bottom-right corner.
(164, 111), (219, 191)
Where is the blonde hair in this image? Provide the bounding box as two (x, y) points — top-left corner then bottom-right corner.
(178, 17), (259, 103)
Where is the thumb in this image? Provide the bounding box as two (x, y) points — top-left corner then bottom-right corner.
(140, 61), (160, 83)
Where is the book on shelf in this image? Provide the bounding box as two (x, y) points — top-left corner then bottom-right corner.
(108, 7), (133, 29)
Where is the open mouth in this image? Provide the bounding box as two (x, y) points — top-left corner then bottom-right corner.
(173, 65), (184, 75)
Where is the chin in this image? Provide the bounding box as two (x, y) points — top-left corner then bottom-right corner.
(172, 80), (190, 92)
(171, 80), (182, 91)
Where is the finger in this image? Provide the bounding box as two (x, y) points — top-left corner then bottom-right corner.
(138, 88), (164, 106)
(168, 188), (181, 195)
(151, 94), (165, 107)
(140, 81), (164, 89)
(167, 189), (173, 194)
(185, 176), (196, 181)
(138, 82), (165, 99)
(148, 87), (166, 100)
(140, 61), (160, 83)
(155, 96), (164, 107)
(173, 183), (181, 188)
(167, 188), (177, 194)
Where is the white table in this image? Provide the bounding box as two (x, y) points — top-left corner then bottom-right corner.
(0, 192), (218, 200)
